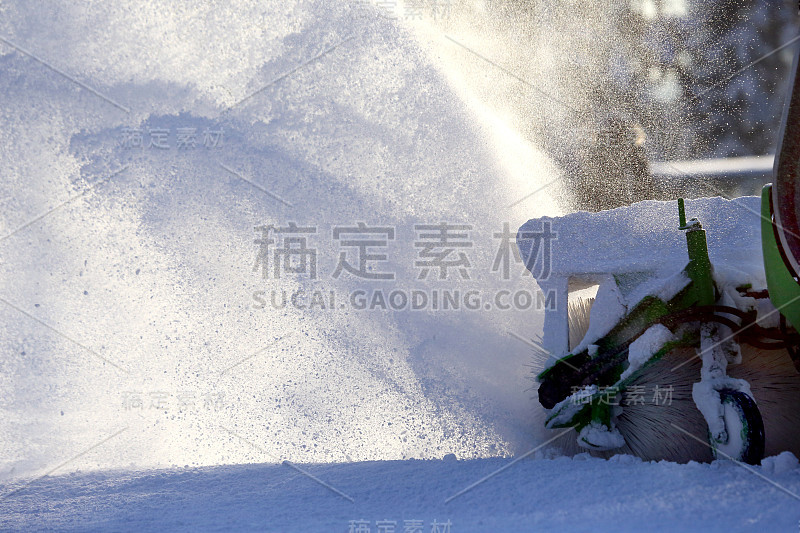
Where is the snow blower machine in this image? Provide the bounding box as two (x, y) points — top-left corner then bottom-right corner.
(517, 49), (800, 465)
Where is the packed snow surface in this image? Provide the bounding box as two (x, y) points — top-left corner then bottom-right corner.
(2, 453), (800, 532)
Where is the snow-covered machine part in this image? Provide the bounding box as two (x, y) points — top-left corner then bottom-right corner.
(517, 195), (800, 463)
(515, 45), (800, 464)
(518, 195), (766, 364)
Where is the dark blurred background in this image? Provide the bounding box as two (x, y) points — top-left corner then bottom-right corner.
(483, 0), (799, 209)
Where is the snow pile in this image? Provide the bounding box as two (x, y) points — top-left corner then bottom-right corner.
(545, 385), (598, 428)
(578, 421), (626, 451)
(620, 324), (676, 381)
(518, 196), (765, 288)
(761, 451), (800, 474)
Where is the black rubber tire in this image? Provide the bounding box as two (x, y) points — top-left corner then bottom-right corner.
(712, 388), (766, 465)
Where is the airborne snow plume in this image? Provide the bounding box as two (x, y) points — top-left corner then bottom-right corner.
(0, 0), (561, 478)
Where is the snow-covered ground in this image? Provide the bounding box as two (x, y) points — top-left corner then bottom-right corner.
(1, 1), (799, 531)
(2, 452), (800, 532)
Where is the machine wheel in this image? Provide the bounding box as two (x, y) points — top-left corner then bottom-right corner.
(711, 388), (765, 465)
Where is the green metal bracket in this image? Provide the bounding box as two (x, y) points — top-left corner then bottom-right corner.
(678, 198), (715, 307)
